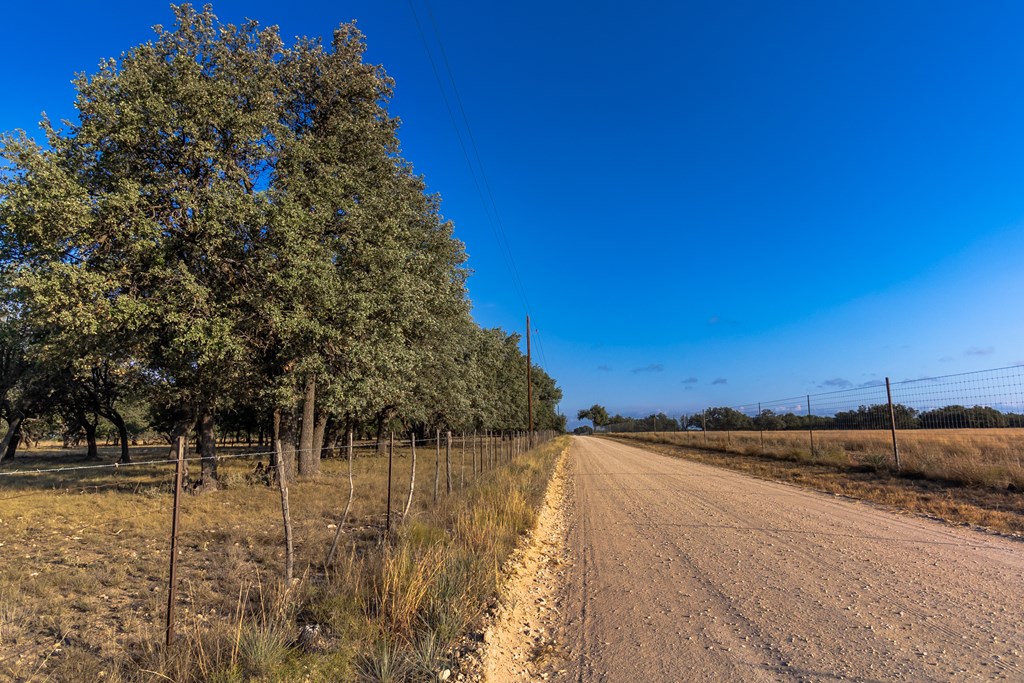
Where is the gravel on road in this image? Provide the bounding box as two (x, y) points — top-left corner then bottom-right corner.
(555, 436), (1024, 682)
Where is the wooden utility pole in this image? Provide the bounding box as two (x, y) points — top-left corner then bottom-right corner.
(526, 315), (534, 444)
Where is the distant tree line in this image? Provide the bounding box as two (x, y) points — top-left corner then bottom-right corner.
(683, 404), (1024, 431)
(603, 412), (681, 433)
(595, 404), (1024, 433)
(0, 7), (563, 481)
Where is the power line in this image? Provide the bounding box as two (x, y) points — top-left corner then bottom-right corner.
(422, 0), (535, 315)
(406, 0), (535, 318)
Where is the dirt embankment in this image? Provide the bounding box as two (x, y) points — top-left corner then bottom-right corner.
(462, 442), (574, 682)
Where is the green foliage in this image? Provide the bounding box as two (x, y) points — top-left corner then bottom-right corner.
(605, 412), (680, 432)
(577, 404), (608, 430)
(0, 5), (563, 467)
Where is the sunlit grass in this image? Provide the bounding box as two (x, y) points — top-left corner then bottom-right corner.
(609, 431), (1024, 535)
(626, 428), (1024, 489)
(0, 435), (568, 681)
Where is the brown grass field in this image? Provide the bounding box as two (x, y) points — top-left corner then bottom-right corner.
(608, 429), (1024, 536)
(0, 435), (569, 682)
(627, 428), (1024, 488)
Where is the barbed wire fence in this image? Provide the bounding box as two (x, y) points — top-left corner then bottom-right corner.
(0, 427), (559, 675)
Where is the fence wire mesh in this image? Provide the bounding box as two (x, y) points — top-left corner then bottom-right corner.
(739, 366), (1024, 431)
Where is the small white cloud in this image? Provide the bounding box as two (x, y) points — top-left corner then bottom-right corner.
(711, 378), (727, 385)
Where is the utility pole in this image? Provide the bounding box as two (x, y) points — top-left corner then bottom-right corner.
(526, 315), (534, 443)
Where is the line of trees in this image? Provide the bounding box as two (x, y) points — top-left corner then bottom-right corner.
(593, 404), (1024, 433)
(604, 412), (680, 433)
(0, 6), (563, 483)
(683, 405), (1024, 431)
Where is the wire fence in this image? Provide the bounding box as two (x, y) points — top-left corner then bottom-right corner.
(0, 429), (560, 680)
(607, 365), (1024, 488)
(723, 365), (1024, 431)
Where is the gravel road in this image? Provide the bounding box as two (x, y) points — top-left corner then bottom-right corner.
(557, 436), (1024, 682)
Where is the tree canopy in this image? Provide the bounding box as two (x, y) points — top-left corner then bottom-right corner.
(0, 5), (562, 473)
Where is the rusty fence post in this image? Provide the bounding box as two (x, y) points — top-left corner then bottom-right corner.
(885, 377), (902, 471)
(807, 394), (815, 458)
(165, 436), (185, 646)
(758, 402), (764, 454)
(386, 431), (394, 534)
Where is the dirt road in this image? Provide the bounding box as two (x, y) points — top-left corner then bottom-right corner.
(557, 436), (1024, 681)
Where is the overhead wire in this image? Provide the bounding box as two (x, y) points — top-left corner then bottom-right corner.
(409, 0), (551, 364)
(421, 0), (534, 315)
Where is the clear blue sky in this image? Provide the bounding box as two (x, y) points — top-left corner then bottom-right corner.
(3, 1), (1023, 425)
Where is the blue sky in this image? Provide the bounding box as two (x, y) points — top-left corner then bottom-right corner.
(3, 1), (1023, 425)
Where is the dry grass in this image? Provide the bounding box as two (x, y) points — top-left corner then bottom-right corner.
(608, 432), (1024, 536)
(628, 428), (1024, 489)
(0, 435), (569, 682)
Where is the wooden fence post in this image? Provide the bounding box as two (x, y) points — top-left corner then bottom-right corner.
(275, 438), (294, 584)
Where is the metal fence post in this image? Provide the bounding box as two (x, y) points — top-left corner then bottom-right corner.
(758, 402), (764, 453)
(165, 436), (184, 646)
(386, 431), (394, 533)
(885, 377), (902, 471)
(807, 394), (815, 457)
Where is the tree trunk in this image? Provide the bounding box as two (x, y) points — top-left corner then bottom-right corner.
(106, 409), (131, 464)
(376, 410), (389, 456)
(278, 409), (297, 481)
(311, 412), (328, 467)
(168, 419), (192, 479)
(83, 418), (99, 460)
(6, 430), (21, 461)
(197, 407), (219, 490)
(403, 432), (417, 521)
(298, 376), (317, 477)
(0, 416), (23, 464)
